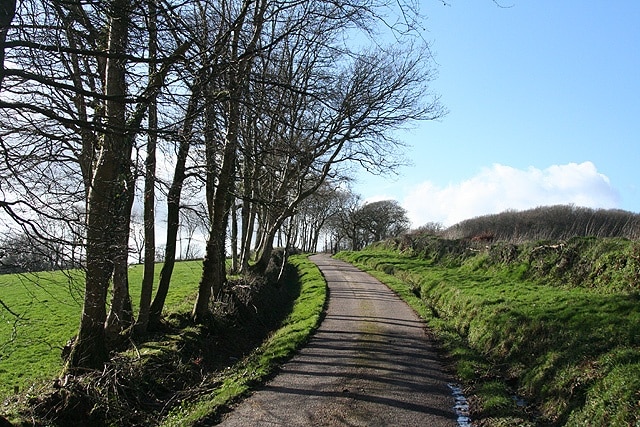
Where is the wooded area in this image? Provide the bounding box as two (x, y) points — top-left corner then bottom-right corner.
(0, 0), (441, 370)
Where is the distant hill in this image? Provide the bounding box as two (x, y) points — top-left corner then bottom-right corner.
(441, 205), (640, 242)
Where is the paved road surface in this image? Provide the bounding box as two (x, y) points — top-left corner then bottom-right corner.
(217, 253), (457, 426)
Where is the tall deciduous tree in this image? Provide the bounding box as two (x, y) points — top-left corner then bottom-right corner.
(70, 0), (133, 368)
(251, 42), (442, 272)
(323, 198), (410, 251)
(135, 0), (159, 335)
(149, 77), (203, 327)
(358, 200), (411, 244)
(288, 181), (349, 252)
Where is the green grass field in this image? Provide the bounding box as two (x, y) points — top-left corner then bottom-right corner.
(336, 246), (640, 426)
(0, 261), (202, 399)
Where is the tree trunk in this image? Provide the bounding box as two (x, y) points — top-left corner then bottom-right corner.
(148, 81), (200, 327)
(105, 246), (134, 341)
(239, 143), (256, 272)
(252, 213), (288, 274)
(67, 0), (131, 371)
(311, 220), (324, 252)
(148, 152), (184, 327)
(104, 167), (135, 341)
(135, 0), (158, 335)
(240, 200), (257, 272)
(193, 113), (237, 323)
(277, 218), (295, 282)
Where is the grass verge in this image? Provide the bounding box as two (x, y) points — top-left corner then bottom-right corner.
(336, 247), (640, 426)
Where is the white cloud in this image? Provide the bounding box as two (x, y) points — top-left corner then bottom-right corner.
(402, 162), (620, 227)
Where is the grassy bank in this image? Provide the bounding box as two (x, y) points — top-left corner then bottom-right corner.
(336, 240), (640, 426)
(160, 254), (326, 426)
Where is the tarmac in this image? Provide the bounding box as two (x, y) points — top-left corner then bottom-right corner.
(217, 253), (458, 426)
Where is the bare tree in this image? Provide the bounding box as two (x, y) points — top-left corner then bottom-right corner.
(148, 77), (203, 327)
(288, 180), (349, 252)
(179, 204), (207, 260)
(0, 232), (69, 273)
(69, 0), (134, 368)
(332, 193), (366, 251)
(358, 200), (410, 244)
(129, 212), (146, 264)
(147, 0), (233, 326)
(251, 41), (442, 272)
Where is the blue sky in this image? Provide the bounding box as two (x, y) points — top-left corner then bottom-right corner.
(355, 1), (640, 227)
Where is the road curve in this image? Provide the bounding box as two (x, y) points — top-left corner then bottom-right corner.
(217, 253), (457, 426)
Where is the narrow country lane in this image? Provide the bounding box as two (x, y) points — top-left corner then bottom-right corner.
(217, 253), (457, 426)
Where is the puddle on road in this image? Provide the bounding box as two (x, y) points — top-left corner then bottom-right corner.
(447, 383), (471, 427)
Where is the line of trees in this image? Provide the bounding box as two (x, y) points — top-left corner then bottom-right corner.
(0, 0), (442, 370)
(281, 188), (411, 253)
(325, 197), (411, 252)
